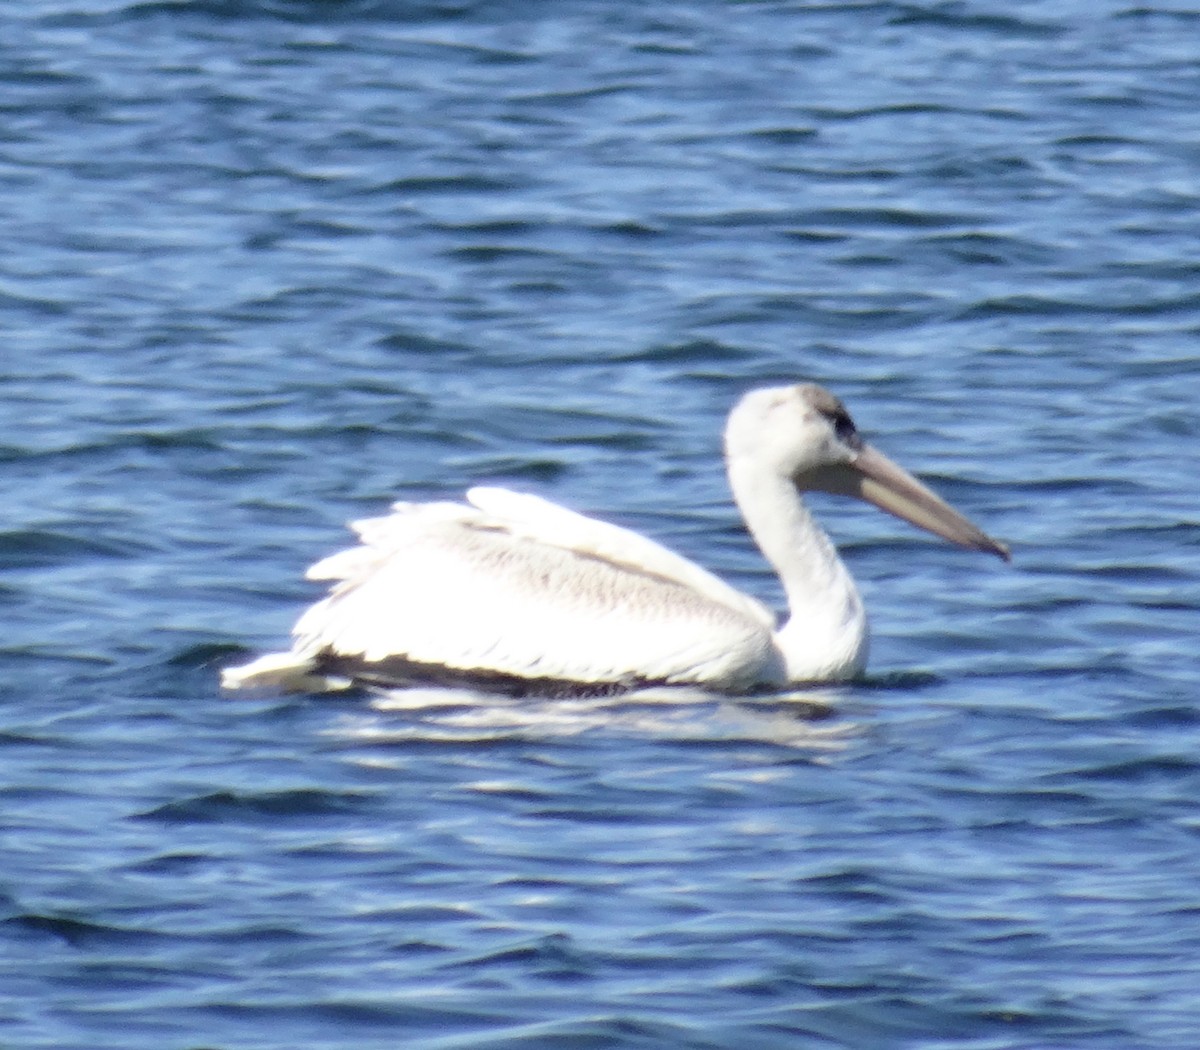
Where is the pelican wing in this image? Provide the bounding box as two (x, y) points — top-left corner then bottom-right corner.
(464, 487), (775, 630)
(283, 489), (779, 691)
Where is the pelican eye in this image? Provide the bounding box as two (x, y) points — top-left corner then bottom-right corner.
(825, 408), (861, 448)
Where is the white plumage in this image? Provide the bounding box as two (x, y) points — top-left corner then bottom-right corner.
(222, 383), (1007, 696)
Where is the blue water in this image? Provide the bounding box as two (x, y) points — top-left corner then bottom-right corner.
(3, 1), (1199, 1047)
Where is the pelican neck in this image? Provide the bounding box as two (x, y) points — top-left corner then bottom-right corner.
(726, 455), (868, 681)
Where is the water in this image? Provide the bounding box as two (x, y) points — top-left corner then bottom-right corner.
(2, 1), (1199, 1047)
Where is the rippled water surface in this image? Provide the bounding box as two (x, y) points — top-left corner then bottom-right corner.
(3, 2), (1199, 1047)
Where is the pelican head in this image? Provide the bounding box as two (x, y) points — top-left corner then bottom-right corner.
(725, 383), (1010, 560)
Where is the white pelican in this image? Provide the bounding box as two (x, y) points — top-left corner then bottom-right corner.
(222, 384), (1008, 696)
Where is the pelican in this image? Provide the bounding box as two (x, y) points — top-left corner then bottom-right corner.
(222, 384), (1008, 696)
